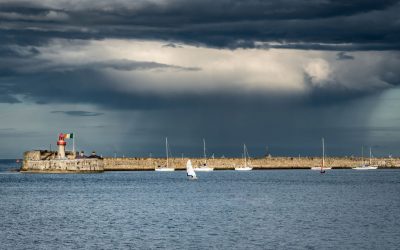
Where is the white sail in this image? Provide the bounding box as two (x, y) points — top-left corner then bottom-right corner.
(186, 160), (197, 179)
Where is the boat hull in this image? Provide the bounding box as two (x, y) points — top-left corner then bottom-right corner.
(352, 166), (378, 170)
(193, 167), (214, 172)
(155, 168), (175, 172)
(235, 167), (252, 171)
(311, 167), (332, 170)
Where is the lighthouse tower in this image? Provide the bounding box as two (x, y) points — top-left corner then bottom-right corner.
(57, 133), (67, 159)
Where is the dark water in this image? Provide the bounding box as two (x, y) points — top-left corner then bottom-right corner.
(1, 160), (400, 249)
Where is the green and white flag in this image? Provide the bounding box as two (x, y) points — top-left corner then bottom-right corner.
(64, 133), (74, 139)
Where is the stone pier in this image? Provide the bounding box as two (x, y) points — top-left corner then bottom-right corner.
(103, 156), (400, 171)
(21, 150), (104, 173)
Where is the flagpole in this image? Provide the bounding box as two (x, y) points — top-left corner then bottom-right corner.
(73, 134), (75, 157)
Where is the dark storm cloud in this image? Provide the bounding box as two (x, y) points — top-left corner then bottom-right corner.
(0, 65), (300, 110)
(0, 68), (189, 109)
(51, 111), (104, 117)
(0, 48), (199, 77)
(162, 43), (183, 48)
(336, 52), (354, 60)
(0, 48), (201, 104)
(0, 84), (21, 103)
(0, 93), (20, 103)
(0, 0), (399, 50)
(0, 128), (40, 138)
(1, 0), (400, 158)
(90, 60), (199, 71)
(305, 80), (371, 105)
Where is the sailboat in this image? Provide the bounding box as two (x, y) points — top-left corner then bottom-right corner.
(320, 137), (326, 173)
(311, 137), (331, 171)
(194, 139), (214, 171)
(235, 144), (252, 171)
(186, 159), (197, 180)
(353, 146), (378, 170)
(155, 137), (175, 171)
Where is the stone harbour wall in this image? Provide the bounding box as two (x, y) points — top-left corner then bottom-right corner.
(21, 149), (400, 172)
(103, 157), (400, 170)
(21, 150), (104, 173)
(21, 158), (104, 173)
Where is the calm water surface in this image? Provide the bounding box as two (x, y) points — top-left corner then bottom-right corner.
(1, 160), (400, 249)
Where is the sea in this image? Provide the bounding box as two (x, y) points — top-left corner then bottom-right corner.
(1, 159), (399, 249)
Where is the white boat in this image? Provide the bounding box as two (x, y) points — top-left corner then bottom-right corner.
(194, 139), (214, 171)
(236, 167), (252, 171)
(311, 167), (332, 170)
(311, 167), (333, 171)
(195, 167), (213, 172)
(353, 165), (378, 170)
(235, 144), (253, 171)
(353, 147), (378, 170)
(310, 167), (322, 170)
(186, 159), (197, 180)
(155, 137), (175, 172)
(155, 168), (175, 172)
(311, 138), (331, 172)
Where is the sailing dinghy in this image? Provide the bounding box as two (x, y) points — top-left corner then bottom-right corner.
(186, 160), (197, 180)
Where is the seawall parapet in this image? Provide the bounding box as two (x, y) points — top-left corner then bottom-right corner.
(103, 157), (400, 171)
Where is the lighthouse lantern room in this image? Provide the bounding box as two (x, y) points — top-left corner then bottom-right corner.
(57, 133), (67, 159)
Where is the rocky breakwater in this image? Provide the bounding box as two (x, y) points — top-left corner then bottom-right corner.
(103, 156), (400, 171)
(21, 150), (104, 173)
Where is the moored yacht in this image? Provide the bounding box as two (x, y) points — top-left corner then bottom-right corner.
(155, 137), (175, 171)
(311, 137), (331, 171)
(235, 144), (252, 171)
(353, 147), (378, 170)
(194, 139), (214, 171)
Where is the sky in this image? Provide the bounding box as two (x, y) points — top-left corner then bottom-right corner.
(1, 0), (400, 158)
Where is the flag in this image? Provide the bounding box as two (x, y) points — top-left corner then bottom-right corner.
(64, 133), (74, 139)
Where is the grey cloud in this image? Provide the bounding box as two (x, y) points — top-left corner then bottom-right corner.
(0, 51), (200, 76)
(0, 10), (68, 22)
(0, 128), (40, 138)
(1, 50), (399, 108)
(302, 73), (366, 105)
(0, 85), (21, 103)
(89, 60), (200, 71)
(162, 43), (183, 48)
(110, 94), (383, 157)
(0, 66), (299, 110)
(51, 110), (104, 117)
(2, 1), (400, 158)
(0, 1), (399, 50)
(337, 52), (355, 60)
(0, 94), (21, 104)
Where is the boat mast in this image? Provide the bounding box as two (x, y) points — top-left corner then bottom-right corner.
(244, 144), (247, 168)
(361, 146), (364, 166)
(322, 137), (325, 170)
(369, 147), (372, 165)
(203, 138), (207, 165)
(166, 137), (169, 168)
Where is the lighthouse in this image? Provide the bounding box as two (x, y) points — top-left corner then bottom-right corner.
(57, 133), (67, 159)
